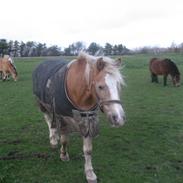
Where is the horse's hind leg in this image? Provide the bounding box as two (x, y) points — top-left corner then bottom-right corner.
(83, 136), (97, 183)
(151, 73), (155, 82)
(60, 134), (70, 161)
(44, 113), (59, 148)
(163, 75), (167, 86)
(151, 73), (158, 83)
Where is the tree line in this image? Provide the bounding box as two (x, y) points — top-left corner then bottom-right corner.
(1, 39), (182, 57)
(0, 39), (130, 57)
(131, 42), (183, 54)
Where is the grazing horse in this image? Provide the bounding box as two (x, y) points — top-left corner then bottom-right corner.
(149, 58), (180, 87)
(0, 55), (18, 81)
(32, 52), (126, 183)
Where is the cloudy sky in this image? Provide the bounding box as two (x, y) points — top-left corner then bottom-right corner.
(1, 0), (183, 49)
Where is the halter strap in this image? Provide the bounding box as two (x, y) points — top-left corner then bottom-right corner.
(99, 100), (122, 112)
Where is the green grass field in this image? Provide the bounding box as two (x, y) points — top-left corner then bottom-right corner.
(0, 53), (183, 183)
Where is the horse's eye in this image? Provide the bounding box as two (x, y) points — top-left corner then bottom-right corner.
(98, 85), (105, 90)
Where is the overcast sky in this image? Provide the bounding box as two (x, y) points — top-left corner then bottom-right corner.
(0, 0), (183, 49)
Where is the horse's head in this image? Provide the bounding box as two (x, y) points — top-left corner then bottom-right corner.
(173, 74), (180, 87)
(8, 57), (18, 81)
(93, 57), (126, 127)
(167, 59), (181, 87)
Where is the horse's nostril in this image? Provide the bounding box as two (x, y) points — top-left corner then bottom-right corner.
(112, 114), (118, 122)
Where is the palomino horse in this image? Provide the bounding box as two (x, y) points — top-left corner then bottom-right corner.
(32, 52), (126, 183)
(149, 58), (180, 87)
(0, 55), (18, 81)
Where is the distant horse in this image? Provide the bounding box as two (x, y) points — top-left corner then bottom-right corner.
(0, 55), (18, 81)
(32, 52), (126, 183)
(149, 58), (180, 87)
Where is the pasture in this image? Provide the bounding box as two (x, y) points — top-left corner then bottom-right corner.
(0, 53), (183, 183)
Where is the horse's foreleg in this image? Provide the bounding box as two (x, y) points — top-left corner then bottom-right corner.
(60, 134), (70, 161)
(163, 75), (167, 86)
(44, 113), (59, 148)
(83, 136), (97, 183)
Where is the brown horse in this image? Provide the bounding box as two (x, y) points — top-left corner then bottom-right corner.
(33, 52), (126, 183)
(0, 55), (18, 81)
(149, 58), (180, 87)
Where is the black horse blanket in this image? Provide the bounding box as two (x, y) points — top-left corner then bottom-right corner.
(32, 59), (77, 117)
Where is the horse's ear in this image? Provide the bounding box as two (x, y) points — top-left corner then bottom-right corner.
(96, 57), (105, 71)
(115, 58), (122, 67)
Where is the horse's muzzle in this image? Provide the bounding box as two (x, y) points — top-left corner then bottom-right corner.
(109, 113), (126, 127)
(175, 83), (180, 87)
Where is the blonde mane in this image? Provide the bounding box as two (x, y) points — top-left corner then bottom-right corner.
(3, 55), (10, 59)
(78, 52), (125, 88)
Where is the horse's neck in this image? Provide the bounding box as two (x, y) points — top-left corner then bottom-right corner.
(168, 65), (176, 77)
(171, 66), (179, 77)
(66, 60), (97, 110)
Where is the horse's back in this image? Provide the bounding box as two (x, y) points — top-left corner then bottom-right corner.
(33, 59), (67, 99)
(0, 56), (15, 70)
(149, 58), (169, 75)
(0, 59), (8, 71)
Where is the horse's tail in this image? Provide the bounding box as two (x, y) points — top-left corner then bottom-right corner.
(149, 58), (157, 72)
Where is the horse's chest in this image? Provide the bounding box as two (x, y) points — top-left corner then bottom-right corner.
(60, 111), (99, 137)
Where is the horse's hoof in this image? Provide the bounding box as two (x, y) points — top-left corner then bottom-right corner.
(60, 153), (70, 161)
(50, 136), (59, 149)
(86, 170), (97, 183)
(50, 141), (58, 149)
(87, 179), (97, 183)
(50, 144), (58, 149)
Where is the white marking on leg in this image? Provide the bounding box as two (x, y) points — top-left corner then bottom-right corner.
(83, 137), (97, 182)
(60, 134), (70, 161)
(44, 113), (59, 147)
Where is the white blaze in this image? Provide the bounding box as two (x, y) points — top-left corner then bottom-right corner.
(105, 74), (119, 99)
(105, 74), (125, 121)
